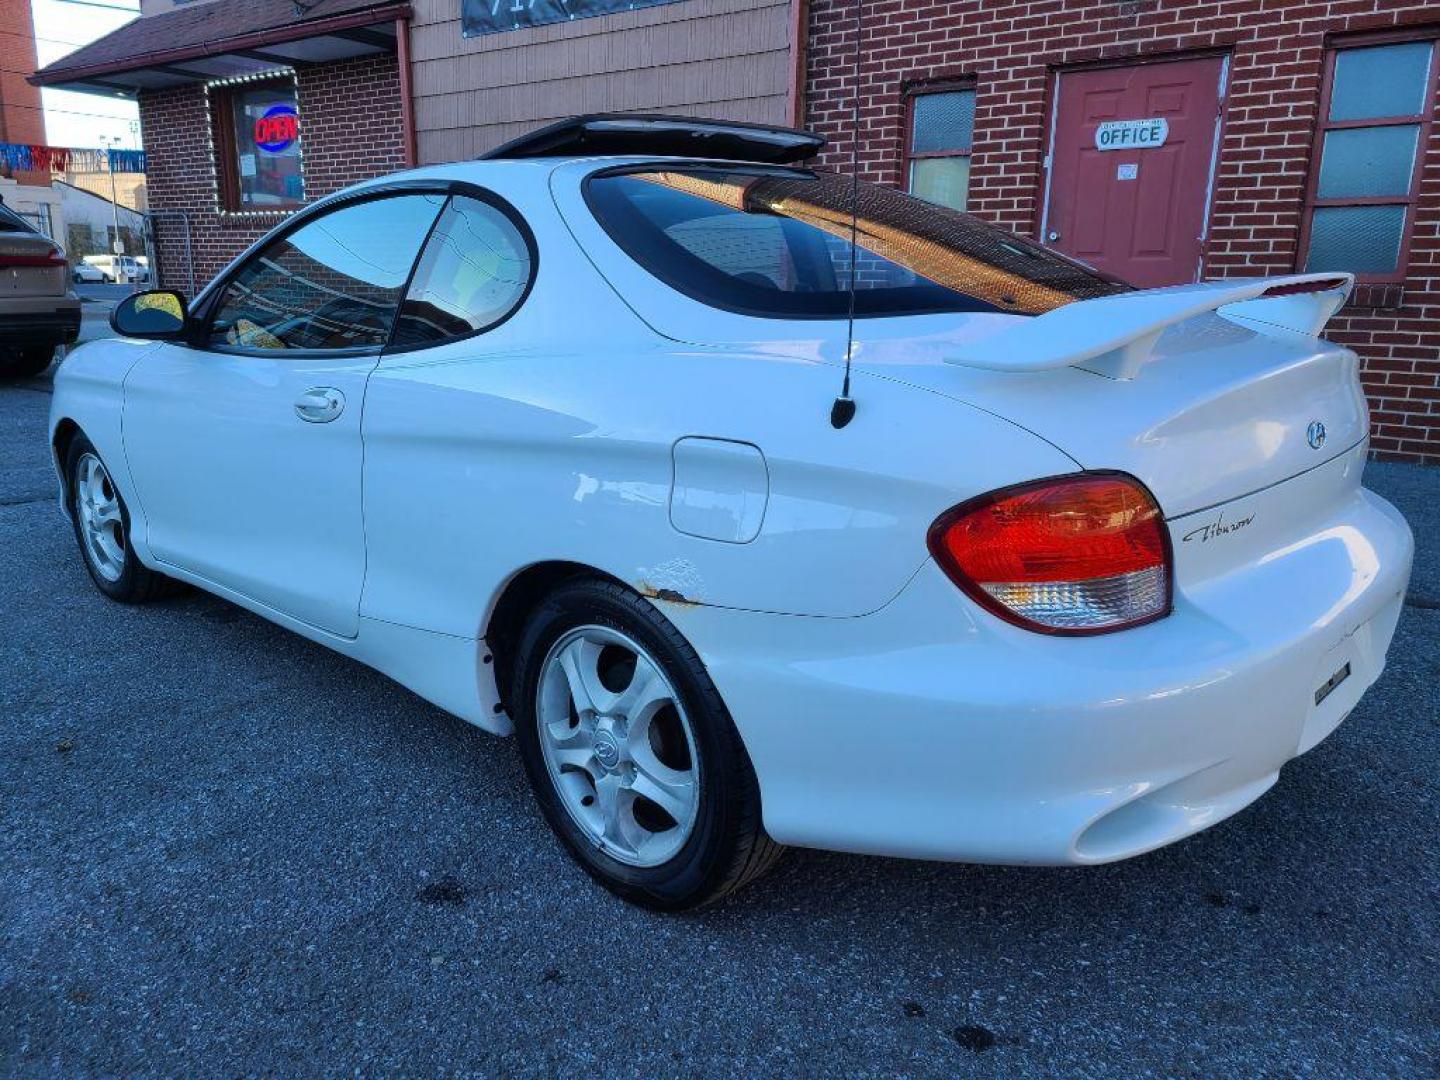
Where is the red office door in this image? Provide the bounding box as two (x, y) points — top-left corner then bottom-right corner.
(1043, 57), (1226, 288)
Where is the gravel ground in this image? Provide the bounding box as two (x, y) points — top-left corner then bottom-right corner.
(1, 367), (1436, 1078)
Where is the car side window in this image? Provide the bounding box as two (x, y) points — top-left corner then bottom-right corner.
(208, 193), (446, 353)
(390, 194), (534, 349)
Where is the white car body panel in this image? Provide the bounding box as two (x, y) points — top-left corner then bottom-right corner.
(47, 156), (1415, 865)
(690, 442), (1409, 861)
(124, 345), (372, 638)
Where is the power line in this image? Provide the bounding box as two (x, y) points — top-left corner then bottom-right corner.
(0, 28), (94, 50)
(46, 0), (140, 13)
(4, 99), (141, 127)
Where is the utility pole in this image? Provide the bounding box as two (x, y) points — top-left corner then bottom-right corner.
(98, 134), (125, 279)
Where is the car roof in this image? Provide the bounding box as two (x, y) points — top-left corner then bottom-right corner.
(346, 155), (814, 196)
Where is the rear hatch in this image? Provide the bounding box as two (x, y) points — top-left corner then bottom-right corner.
(0, 211), (67, 298)
(852, 307), (1368, 520)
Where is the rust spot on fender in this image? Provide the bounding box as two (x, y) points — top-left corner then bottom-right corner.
(636, 581), (701, 607)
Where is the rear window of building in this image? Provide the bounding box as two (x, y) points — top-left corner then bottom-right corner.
(584, 166), (1129, 320)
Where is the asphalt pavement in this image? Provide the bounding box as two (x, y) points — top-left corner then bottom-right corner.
(1, 364), (1436, 1077)
(73, 283), (136, 346)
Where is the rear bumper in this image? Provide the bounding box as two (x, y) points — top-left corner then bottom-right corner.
(0, 298), (82, 347)
(676, 482), (1413, 865)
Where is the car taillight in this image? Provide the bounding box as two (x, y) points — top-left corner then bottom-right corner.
(0, 247), (66, 268)
(928, 473), (1171, 635)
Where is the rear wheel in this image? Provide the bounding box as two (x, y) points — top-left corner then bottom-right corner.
(512, 578), (781, 910)
(65, 434), (174, 603)
(0, 345), (56, 380)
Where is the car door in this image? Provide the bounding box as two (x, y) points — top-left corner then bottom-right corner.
(122, 191), (447, 638)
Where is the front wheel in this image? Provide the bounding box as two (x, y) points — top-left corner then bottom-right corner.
(65, 434), (175, 603)
(511, 578), (782, 910)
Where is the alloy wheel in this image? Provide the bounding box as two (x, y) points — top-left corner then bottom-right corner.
(536, 625), (701, 867)
(75, 452), (126, 582)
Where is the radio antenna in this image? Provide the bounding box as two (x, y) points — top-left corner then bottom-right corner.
(830, 0), (862, 430)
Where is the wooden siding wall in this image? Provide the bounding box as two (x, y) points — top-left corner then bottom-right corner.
(408, 0), (794, 163)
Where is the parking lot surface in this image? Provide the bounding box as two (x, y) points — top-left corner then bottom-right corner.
(1, 365), (1436, 1077)
(72, 284), (135, 347)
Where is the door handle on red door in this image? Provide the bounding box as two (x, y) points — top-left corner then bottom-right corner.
(294, 387), (345, 423)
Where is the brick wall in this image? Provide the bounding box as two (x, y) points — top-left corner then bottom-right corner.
(806, 0), (1440, 464)
(0, 0), (50, 187)
(138, 53), (406, 290)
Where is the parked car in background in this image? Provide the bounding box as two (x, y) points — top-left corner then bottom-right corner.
(48, 116), (1414, 910)
(0, 203), (80, 379)
(83, 254), (145, 285)
(72, 261), (110, 284)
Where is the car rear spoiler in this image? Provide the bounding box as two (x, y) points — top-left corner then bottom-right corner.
(944, 273), (1354, 380)
(480, 114), (826, 165)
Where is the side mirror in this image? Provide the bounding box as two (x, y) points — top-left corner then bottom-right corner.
(112, 290), (189, 340)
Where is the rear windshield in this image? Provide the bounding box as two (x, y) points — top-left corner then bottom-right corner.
(584, 166), (1131, 319)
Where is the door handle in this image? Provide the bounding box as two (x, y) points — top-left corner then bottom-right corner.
(294, 387), (345, 423)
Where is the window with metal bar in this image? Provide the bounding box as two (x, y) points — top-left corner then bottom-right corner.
(1301, 38), (1438, 281)
(905, 87), (975, 212)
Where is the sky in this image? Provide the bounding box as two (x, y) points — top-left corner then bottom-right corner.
(30, 0), (142, 150)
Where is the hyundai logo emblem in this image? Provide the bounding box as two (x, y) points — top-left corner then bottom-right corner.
(1306, 421), (1327, 450)
(593, 730), (621, 770)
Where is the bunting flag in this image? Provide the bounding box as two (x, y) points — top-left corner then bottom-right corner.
(0, 143), (147, 174)
(67, 148), (109, 173)
(108, 149), (147, 174)
(0, 143), (32, 171)
(30, 145), (69, 172)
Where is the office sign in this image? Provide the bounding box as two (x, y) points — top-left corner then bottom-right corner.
(462, 0), (689, 36)
(1094, 117), (1169, 151)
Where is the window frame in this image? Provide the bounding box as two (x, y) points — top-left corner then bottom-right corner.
(902, 81), (977, 209)
(190, 180), (538, 360)
(1298, 31), (1440, 284)
(211, 74), (307, 215)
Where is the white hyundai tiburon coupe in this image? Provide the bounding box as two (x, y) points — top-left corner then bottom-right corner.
(50, 116), (1414, 909)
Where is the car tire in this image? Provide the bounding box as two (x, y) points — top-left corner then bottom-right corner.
(0, 345), (57, 380)
(511, 577), (782, 910)
(65, 434), (176, 603)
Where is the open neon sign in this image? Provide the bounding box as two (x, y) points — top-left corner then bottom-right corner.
(254, 104), (299, 153)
